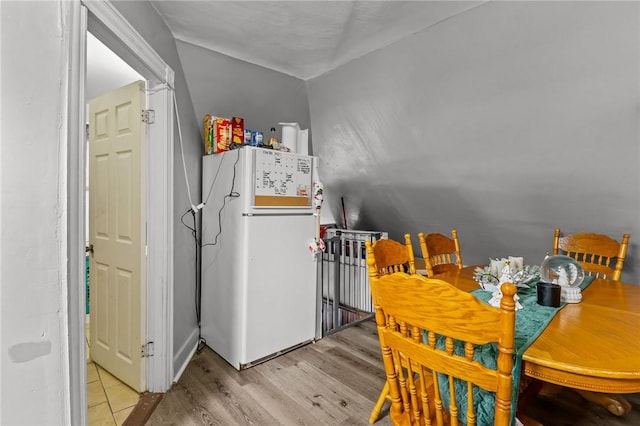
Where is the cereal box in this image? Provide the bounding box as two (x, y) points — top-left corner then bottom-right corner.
(204, 114), (215, 155)
(203, 115), (231, 154)
(214, 117), (231, 152)
(231, 117), (244, 145)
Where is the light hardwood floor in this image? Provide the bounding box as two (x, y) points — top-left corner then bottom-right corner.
(146, 319), (640, 425)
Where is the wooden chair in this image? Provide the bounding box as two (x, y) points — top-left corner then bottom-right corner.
(368, 235), (416, 277)
(368, 265), (518, 426)
(553, 228), (630, 281)
(547, 228), (632, 416)
(418, 229), (463, 276)
(366, 235), (416, 423)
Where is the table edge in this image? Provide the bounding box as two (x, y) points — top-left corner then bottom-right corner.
(523, 362), (640, 393)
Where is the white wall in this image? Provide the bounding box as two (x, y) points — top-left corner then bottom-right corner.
(1, 1), (73, 423)
(307, 1), (640, 282)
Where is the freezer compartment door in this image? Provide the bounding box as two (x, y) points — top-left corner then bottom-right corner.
(241, 214), (317, 365)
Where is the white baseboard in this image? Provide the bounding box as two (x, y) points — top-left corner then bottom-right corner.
(172, 327), (199, 383)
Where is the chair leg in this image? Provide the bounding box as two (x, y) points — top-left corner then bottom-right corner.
(369, 380), (390, 424)
(573, 390), (632, 416)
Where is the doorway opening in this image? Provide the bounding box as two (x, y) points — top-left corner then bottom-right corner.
(86, 31), (145, 423)
(69, 2), (175, 424)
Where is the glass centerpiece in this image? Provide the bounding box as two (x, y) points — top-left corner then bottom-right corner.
(539, 255), (584, 303)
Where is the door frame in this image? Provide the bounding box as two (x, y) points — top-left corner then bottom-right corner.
(67, 1), (174, 424)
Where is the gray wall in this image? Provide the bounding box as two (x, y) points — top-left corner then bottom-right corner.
(1, 1), (73, 423)
(110, 1), (202, 373)
(176, 40), (311, 151)
(307, 1), (640, 282)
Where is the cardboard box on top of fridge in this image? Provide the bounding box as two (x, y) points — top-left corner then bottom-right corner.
(203, 114), (232, 155)
(203, 114), (215, 154)
(231, 117), (244, 145)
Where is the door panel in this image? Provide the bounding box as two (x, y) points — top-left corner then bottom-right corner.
(89, 80), (145, 392)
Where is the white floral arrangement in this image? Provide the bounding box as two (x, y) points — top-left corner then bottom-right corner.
(474, 257), (541, 291)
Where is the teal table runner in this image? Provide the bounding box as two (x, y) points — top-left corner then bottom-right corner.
(436, 275), (595, 425)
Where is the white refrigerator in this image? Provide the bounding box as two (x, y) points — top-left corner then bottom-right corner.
(200, 146), (318, 370)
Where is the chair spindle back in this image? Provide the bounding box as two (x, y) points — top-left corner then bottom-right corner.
(553, 228), (630, 281)
(367, 267), (517, 426)
(418, 229), (463, 276)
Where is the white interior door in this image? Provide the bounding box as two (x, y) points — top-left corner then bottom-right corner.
(88, 80), (146, 392)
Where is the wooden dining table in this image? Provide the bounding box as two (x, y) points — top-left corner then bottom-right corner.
(433, 266), (640, 397)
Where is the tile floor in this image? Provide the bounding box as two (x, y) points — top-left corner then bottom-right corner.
(86, 317), (141, 426)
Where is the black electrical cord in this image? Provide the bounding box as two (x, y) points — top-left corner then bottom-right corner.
(180, 150), (241, 354)
(180, 208), (206, 352)
(201, 150), (241, 248)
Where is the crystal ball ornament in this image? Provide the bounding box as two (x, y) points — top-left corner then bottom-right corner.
(540, 255), (584, 287)
(540, 255), (585, 303)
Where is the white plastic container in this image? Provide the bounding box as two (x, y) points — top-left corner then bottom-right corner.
(279, 122), (309, 154)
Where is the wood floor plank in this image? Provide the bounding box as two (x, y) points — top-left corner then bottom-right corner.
(241, 379), (316, 425)
(255, 357), (357, 424)
(146, 319), (640, 426)
(285, 344), (385, 402)
(169, 375), (238, 425)
(188, 351), (281, 425)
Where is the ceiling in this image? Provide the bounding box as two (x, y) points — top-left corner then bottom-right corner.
(150, 1), (485, 80)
